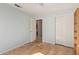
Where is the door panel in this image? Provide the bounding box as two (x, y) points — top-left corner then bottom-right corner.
(56, 15), (74, 47)
(38, 20), (42, 40)
(56, 16), (65, 45)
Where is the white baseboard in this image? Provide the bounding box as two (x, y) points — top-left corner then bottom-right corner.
(42, 40), (55, 45)
(0, 41), (31, 54)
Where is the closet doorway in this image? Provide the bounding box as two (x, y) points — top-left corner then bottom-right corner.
(36, 19), (42, 42)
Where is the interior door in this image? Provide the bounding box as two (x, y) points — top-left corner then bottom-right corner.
(56, 15), (74, 47)
(36, 20), (42, 42)
(56, 16), (65, 45)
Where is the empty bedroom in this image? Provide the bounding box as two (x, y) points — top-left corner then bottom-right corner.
(0, 3), (79, 55)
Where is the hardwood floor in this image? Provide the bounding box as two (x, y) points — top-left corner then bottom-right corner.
(2, 41), (74, 55)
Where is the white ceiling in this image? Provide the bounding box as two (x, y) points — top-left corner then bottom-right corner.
(8, 3), (79, 16)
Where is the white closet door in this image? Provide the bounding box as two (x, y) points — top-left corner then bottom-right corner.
(56, 16), (65, 45)
(56, 14), (74, 47)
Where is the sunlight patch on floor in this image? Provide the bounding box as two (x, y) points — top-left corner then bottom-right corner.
(32, 52), (44, 55)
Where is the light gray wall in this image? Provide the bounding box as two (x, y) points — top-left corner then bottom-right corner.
(0, 4), (31, 53)
(42, 16), (56, 44)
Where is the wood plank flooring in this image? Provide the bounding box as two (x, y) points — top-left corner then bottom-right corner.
(2, 41), (74, 55)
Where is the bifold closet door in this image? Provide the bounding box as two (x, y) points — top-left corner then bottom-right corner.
(56, 15), (74, 47)
(56, 16), (65, 45)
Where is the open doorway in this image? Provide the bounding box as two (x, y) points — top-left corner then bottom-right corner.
(36, 19), (42, 42)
